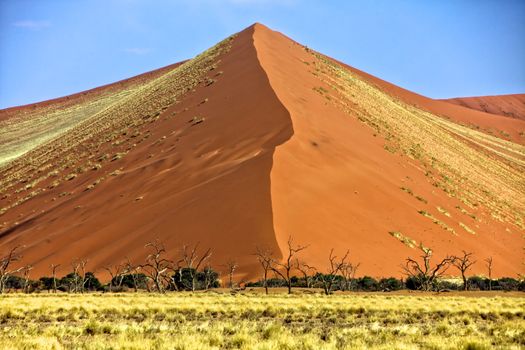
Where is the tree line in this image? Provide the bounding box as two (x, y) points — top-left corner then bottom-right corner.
(0, 236), (523, 294)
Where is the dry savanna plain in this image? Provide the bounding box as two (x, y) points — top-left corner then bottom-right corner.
(0, 292), (524, 350)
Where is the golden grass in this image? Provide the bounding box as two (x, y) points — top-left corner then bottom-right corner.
(0, 293), (522, 349)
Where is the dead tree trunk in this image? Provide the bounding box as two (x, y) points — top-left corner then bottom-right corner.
(320, 249), (349, 295)
(22, 265), (33, 293)
(50, 264), (60, 293)
(0, 246), (23, 294)
(224, 259), (238, 290)
(270, 236), (308, 294)
(180, 243), (212, 292)
(141, 240), (173, 293)
(295, 259), (316, 288)
(452, 251), (476, 291)
(484, 257), (493, 291)
(402, 243), (454, 291)
(255, 247), (273, 295)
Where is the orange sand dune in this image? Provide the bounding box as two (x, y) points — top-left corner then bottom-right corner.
(0, 62), (185, 122)
(441, 94), (525, 121)
(331, 63), (525, 145)
(0, 24), (523, 281)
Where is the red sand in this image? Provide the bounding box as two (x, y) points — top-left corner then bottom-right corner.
(0, 24), (523, 281)
(442, 94), (525, 121)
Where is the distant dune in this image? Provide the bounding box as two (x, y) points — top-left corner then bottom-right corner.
(441, 94), (525, 121)
(0, 23), (523, 281)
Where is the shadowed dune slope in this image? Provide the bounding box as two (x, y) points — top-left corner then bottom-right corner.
(0, 26), (291, 280)
(0, 23), (523, 280)
(441, 94), (525, 121)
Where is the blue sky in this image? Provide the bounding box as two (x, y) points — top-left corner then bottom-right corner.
(1, 0), (524, 109)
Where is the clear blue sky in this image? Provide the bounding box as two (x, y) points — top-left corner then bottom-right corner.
(1, 0), (524, 109)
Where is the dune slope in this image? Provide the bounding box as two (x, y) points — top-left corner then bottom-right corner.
(254, 24), (524, 278)
(441, 94), (525, 121)
(0, 26), (291, 279)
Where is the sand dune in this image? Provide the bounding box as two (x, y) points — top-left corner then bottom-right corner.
(441, 94), (525, 121)
(0, 23), (523, 281)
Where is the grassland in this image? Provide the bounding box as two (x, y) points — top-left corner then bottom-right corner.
(0, 292), (523, 349)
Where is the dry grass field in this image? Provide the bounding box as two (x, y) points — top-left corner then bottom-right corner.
(0, 292), (523, 349)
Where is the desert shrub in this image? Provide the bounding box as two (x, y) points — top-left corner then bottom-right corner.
(468, 276), (489, 291)
(356, 276), (379, 291)
(379, 277), (404, 291)
(172, 267), (220, 291)
(495, 277), (520, 291)
(311, 273), (344, 290)
(435, 280), (461, 291)
(58, 273), (82, 292)
(405, 275), (422, 290)
(118, 274), (149, 290)
(4, 275), (25, 290)
(265, 278), (288, 288)
(39, 277), (55, 291)
(290, 276), (300, 286)
(84, 272), (102, 291)
(3, 276), (40, 292)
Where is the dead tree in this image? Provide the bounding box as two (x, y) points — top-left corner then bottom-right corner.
(295, 259), (316, 288)
(104, 263), (124, 292)
(79, 259), (89, 292)
(255, 246), (274, 295)
(70, 260), (81, 293)
(22, 265), (33, 293)
(270, 236), (308, 294)
(0, 246), (23, 293)
(402, 244), (454, 291)
(50, 264), (60, 293)
(484, 257), (493, 291)
(452, 251), (476, 291)
(319, 249), (349, 295)
(224, 259), (238, 290)
(123, 257), (139, 292)
(180, 243), (212, 292)
(202, 262), (215, 290)
(70, 259), (89, 293)
(141, 240), (173, 293)
(341, 261), (360, 291)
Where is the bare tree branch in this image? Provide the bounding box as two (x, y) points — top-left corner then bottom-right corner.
(254, 246), (274, 295)
(179, 242), (212, 292)
(401, 243), (454, 291)
(484, 256), (493, 291)
(270, 235), (308, 294)
(141, 239), (173, 293)
(319, 249), (349, 295)
(0, 245), (23, 293)
(452, 251), (476, 291)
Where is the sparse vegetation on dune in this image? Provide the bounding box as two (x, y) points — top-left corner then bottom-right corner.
(0, 293), (523, 350)
(307, 51), (525, 231)
(0, 35), (234, 221)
